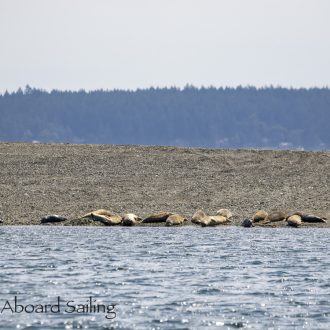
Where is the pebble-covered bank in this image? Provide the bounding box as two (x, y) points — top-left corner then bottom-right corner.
(0, 142), (329, 226)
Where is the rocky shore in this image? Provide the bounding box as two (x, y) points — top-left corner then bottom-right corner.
(0, 142), (329, 227)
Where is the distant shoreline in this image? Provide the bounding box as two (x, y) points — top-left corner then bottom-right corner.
(2, 87), (329, 150)
(0, 142), (329, 227)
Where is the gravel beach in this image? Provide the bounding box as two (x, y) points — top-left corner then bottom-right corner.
(0, 142), (329, 227)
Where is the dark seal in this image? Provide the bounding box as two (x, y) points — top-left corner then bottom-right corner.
(142, 212), (173, 223)
(41, 215), (67, 224)
(301, 215), (327, 223)
(242, 218), (254, 227)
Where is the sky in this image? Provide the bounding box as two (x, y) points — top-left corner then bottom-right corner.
(0, 0), (330, 92)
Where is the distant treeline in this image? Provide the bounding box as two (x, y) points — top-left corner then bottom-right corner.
(1, 85), (329, 149)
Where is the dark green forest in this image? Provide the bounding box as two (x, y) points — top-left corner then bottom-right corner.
(0, 85), (329, 150)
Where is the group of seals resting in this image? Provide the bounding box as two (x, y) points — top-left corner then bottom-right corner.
(81, 209), (135, 226)
(140, 209), (232, 227)
(81, 210), (188, 226)
(40, 209), (233, 226)
(39, 208), (327, 228)
(242, 210), (327, 228)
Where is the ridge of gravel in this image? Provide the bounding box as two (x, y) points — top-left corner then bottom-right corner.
(0, 142), (329, 227)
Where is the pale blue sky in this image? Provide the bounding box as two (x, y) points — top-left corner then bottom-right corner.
(1, 0), (329, 92)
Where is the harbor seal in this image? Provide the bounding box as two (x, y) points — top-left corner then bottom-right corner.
(166, 214), (187, 226)
(201, 215), (230, 227)
(90, 213), (122, 225)
(252, 210), (268, 222)
(216, 209), (233, 219)
(286, 211), (304, 218)
(286, 215), (302, 227)
(40, 215), (67, 224)
(121, 213), (142, 226)
(142, 212), (173, 223)
(241, 218), (254, 227)
(191, 210), (208, 224)
(82, 209), (113, 218)
(263, 211), (287, 223)
(286, 212), (326, 223)
(301, 214), (327, 223)
(81, 209), (122, 225)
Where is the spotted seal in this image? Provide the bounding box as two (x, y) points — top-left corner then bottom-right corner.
(301, 214), (327, 223)
(41, 215), (67, 224)
(286, 215), (302, 227)
(191, 210), (209, 225)
(201, 215), (230, 227)
(90, 213), (122, 225)
(216, 209), (233, 219)
(263, 211), (287, 223)
(252, 210), (268, 223)
(122, 213), (142, 226)
(82, 209), (113, 218)
(81, 209), (122, 225)
(286, 212), (326, 223)
(166, 214), (187, 226)
(142, 212), (173, 223)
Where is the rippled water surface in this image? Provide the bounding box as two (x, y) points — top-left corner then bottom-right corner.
(0, 226), (329, 329)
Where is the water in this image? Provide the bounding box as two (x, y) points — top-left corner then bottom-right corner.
(0, 226), (329, 329)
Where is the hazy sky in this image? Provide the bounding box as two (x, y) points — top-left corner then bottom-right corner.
(1, 0), (330, 92)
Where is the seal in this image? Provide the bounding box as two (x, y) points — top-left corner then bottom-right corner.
(81, 209), (122, 225)
(166, 214), (187, 226)
(263, 211), (287, 223)
(142, 212), (173, 223)
(286, 211), (304, 218)
(90, 213), (122, 225)
(191, 210), (208, 225)
(82, 209), (113, 218)
(40, 215), (67, 224)
(301, 214), (327, 223)
(252, 210), (268, 222)
(242, 218), (254, 227)
(122, 213), (142, 226)
(286, 212), (326, 223)
(286, 215), (302, 227)
(216, 209), (233, 219)
(201, 215), (230, 227)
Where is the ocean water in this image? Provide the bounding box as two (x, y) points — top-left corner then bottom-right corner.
(0, 226), (329, 329)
